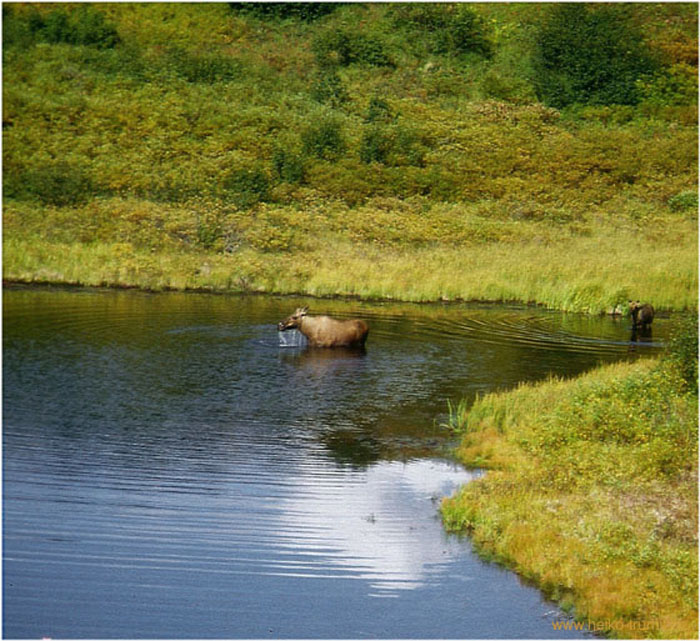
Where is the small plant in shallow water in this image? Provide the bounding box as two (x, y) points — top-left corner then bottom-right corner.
(443, 397), (471, 433)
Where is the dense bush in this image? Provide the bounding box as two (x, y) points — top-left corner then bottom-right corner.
(665, 312), (699, 395)
(272, 149), (306, 184)
(230, 3), (341, 22)
(359, 126), (392, 164)
(302, 118), (346, 160)
(5, 164), (96, 207)
(221, 167), (270, 208)
(2, 5), (38, 49)
(668, 191), (699, 213)
(391, 4), (493, 58)
(3, 5), (120, 49)
(360, 125), (426, 167)
(142, 180), (198, 204)
(365, 96), (394, 123)
(165, 47), (241, 84)
(312, 28), (393, 68)
(310, 70), (349, 106)
(533, 4), (658, 108)
(638, 63), (699, 107)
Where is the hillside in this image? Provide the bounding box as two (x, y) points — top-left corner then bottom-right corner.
(3, 2), (698, 311)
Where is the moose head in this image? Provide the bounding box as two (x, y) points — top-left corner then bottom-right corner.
(278, 307), (309, 331)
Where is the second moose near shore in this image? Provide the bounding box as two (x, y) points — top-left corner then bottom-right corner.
(277, 307), (369, 348)
(628, 300), (655, 328)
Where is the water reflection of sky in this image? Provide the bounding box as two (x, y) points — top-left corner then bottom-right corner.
(276, 459), (480, 597)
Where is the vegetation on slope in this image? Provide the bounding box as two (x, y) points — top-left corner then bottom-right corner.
(2, 3), (698, 310)
(442, 315), (699, 638)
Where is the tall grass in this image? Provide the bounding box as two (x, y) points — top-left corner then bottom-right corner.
(4, 210), (696, 312)
(442, 354), (698, 638)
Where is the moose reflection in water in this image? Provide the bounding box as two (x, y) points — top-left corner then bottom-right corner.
(278, 307), (369, 348)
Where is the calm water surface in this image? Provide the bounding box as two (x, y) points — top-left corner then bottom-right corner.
(3, 288), (664, 639)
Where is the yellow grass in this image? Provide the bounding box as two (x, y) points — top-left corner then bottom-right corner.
(442, 359), (698, 638)
(4, 213), (697, 313)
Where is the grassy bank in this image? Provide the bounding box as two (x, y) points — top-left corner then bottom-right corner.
(441, 323), (698, 638)
(3, 201), (697, 312)
(2, 3), (698, 312)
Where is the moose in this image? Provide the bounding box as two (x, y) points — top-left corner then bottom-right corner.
(277, 307), (369, 348)
(628, 300), (655, 329)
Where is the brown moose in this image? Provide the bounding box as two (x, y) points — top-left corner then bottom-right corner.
(628, 300), (655, 328)
(278, 307), (369, 348)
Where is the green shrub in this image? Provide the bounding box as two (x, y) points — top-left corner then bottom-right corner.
(480, 67), (534, 104)
(665, 312), (699, 395)
(359, 125), (426, 167)
(230, 3), (341, 22)
(393, 128), (427, 167)
(310, 69), (349, 106)
(143, 180), (198, 204)
(302, 118), (346, 160)
(272, 148), (306, 184)
(2, 5), (37, 49)
(18, 5), (121, 49)
(437, 5), (494, 58)
(84, 44), (148, 81)
(638, 63), (699, 107)
(360, 126), (392, 164)
(668, 191), (698, 213)
(166, 47), (241, 84)
(361, 99), (425, 166)
(312, 28), (393, 68)
(391, 4), (493, 58)
(65, 6), (120, 48)
(196, 213), (223, 250)
(221, 167), (270, 208)
(5, 164), (96, 207)
(533, 4), (658, 108)
(245, 212), (298, 252)
(365, 96), (394, 123)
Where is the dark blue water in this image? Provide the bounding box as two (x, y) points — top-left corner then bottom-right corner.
(4, 287), (662, 639)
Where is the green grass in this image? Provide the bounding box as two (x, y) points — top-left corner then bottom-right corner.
(441, 347), (698, 638)
(4, 200), (696, 311)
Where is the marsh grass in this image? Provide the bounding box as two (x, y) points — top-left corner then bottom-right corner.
(441, 357), (698, 638)
(4, 204), (697, 311)
(443, 398), (471, 432)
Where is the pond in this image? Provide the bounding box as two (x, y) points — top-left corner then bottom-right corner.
(3, 287), (664, 639)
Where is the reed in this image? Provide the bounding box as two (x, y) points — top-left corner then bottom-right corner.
(442, 398), (471, 432)
(441, 353), (698, 639)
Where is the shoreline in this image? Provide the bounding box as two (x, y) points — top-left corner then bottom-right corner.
(0, 276), (688, 317)
(4, 217), (697, 315)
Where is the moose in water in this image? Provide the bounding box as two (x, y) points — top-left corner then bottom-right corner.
(277, 307), (369, 348)
(628, 300), (655, 329)
(628, 300), (655, 345)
